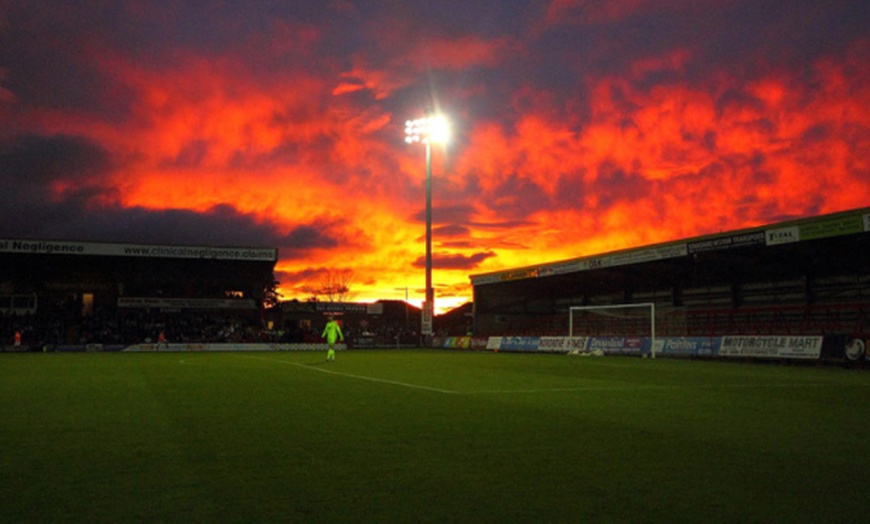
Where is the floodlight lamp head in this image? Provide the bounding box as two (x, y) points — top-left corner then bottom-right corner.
(404, 115), (450, 145)
(427, 115), (450, 144)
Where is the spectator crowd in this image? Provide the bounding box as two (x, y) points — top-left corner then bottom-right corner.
(1, 307), (272, 350)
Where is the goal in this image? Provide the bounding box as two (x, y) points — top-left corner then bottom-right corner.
(569, 303), (657, 358)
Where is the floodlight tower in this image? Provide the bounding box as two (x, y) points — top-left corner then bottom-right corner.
(404, 113), (450, 343)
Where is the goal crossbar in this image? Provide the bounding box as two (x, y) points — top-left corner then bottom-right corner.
(569, 303), (657, 358)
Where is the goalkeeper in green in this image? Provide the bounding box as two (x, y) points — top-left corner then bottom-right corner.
(321, 315), (344, 361)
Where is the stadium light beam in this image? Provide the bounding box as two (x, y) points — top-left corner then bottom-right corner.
(404, 113), (449, 343)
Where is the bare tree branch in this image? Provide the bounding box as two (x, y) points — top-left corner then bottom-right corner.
(317, 270), (355, 302)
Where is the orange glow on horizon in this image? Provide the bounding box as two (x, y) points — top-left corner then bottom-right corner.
(99, 43), (870, 314)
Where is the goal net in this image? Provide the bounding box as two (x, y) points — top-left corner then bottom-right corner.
(569, 303), (657, 358)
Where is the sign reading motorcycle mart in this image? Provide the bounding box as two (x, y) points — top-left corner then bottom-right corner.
(718, 336), (823, 359)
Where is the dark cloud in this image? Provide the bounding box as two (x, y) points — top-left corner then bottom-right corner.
(0, 134), (112, 184)
(434, 224), (470, 237)
(281, 224), (339, 252)
(0, 195), (288, 249)
(0, 134), (117, 233)
(411, 204), (475, 227)
(0, 6), (130, 119)
(562, 1), (864, 74)
(112, 204), (284, 247)
(799, 124), (833, 144)
(414, 251), (496, 271)
(468, 219), (536, 231)
(588, 162), (653, 208)
(485, 173), (551, 219)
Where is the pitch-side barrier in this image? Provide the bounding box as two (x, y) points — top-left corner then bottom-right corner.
(12, 335), (865, 362)
(122, 343), (347, 352)
(480, 335), (850, 361)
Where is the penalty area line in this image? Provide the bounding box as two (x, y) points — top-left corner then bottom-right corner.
(236, 355), (458, 395)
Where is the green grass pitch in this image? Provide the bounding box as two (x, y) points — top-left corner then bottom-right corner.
(1, 350), (868, 523)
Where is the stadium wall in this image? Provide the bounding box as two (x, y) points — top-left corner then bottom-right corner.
(480, 334), (868, 363)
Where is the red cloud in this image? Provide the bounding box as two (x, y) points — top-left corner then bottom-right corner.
(449, 44), (870, 270)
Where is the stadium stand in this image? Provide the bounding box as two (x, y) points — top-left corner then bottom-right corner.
(470, 207), (870, 361)
(0, 239), (277, 350)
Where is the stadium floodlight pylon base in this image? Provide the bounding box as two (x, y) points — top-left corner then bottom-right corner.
(569, 302), (657, 359)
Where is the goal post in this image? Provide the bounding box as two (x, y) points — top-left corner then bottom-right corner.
(569, 302), (657, 358)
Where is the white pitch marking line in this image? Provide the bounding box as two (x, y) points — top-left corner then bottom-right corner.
(236, 355), (866, 395)
(239, 355), (458, 395)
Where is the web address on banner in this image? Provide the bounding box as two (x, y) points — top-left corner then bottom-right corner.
(122, 245), (276, 260)
(0, 239), (277, 261)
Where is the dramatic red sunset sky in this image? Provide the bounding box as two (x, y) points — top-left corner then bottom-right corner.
(1, 1), (868, 312)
